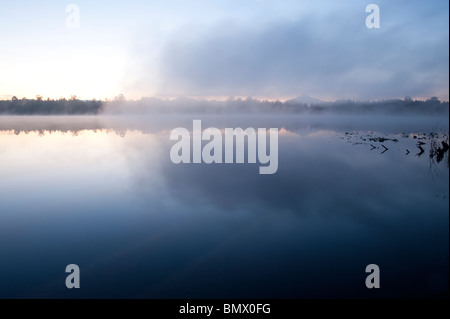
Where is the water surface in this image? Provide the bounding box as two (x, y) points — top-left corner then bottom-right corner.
(0, 115), (448, 298)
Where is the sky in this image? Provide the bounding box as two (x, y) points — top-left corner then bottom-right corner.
(0, 0), (448, 101)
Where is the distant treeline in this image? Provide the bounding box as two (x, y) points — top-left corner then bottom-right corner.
(307, 97), (449, 115)
(0, 95), (448, 115)
(0, 96), (102, 115)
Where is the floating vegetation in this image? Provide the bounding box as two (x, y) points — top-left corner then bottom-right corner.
(369, 137), (398, 143)
(340, 130), (449, 165)
(429, 133), (449, 166)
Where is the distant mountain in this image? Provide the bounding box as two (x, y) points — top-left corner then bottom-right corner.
(286, 94), (324, 106)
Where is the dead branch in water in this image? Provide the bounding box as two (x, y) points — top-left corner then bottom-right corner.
(416, 144), (425, 157)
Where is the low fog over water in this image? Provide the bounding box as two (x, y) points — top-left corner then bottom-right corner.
(0, 114), (448, 298)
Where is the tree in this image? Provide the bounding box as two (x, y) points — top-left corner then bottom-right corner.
(114, 94), (126, 102)
(427, 96), (439, 103)
(11, 96), (18, 101)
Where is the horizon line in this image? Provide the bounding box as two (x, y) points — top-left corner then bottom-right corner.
(0, 95), (449, 103)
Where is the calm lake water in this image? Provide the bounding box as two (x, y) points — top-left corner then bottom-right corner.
(0, 115), (448, 298)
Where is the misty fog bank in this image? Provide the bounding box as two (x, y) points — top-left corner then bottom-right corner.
(1, 114), (448, 136)
(0, 96), (448, 116)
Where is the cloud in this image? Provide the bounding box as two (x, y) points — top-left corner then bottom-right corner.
(140, 1), (449, 100)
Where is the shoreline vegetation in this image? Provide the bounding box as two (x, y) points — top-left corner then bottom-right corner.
(0, 95), (448, 116)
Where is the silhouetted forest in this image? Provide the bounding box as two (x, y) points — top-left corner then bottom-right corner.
(0, 96), (102, 115)
(0, 95), (448, 115)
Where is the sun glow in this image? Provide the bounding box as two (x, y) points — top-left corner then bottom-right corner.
(0, 46), (128, 100)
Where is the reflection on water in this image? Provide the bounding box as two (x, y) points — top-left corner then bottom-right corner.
(0, 115), (448, 298)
